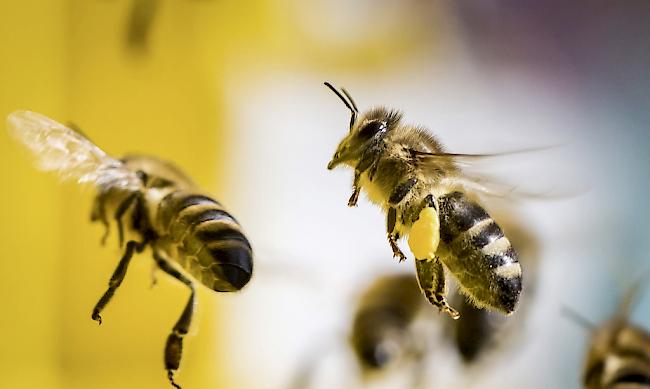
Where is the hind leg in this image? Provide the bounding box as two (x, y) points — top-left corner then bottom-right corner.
(415, 258), (459, 320)
(153, 251), (196, 389)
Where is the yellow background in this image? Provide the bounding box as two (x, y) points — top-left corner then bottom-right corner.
(0, 1), (261, 387)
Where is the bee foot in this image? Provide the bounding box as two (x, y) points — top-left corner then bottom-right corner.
(347, 191), (360, 207)
(441, 306), (460, 320)
(91, 312), (103, 325)
(100, 227), (110, 246)
(389, 239), (407, 262)
(432, 295), (460, 320)
(167, 370), (181, 389)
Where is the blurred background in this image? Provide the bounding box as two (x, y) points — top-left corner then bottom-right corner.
(1, 1), (649, 388)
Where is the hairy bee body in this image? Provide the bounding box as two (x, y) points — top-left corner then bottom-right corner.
(325, 83), (522, 318)
(154, 190), (253, 291)
(96, 155), (254, 292)
(437, 192), (521, 313)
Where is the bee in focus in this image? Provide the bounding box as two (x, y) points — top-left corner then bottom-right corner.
(325, 82), (522, 319)
(350, 273), (426, 374)
(7, 111), (253, 389)
(581, 279), (650, 389)
(451, 209), (539, 362)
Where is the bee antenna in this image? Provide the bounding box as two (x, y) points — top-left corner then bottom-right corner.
(561, 304), (594, 331)
(341, 87), (358, 113)
(324, 82), (358, 129)
(617, 269), (650, 319)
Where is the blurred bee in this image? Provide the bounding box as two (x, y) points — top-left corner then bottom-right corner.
(124, 0), (215, 53)
(125, 0), (160, 52)
(325, 82), (523, 319)
(581, 279), (650, 389)
(289, 273), (432, 389)
(350, 273), (426, 374)
(7, 111), (253, 389)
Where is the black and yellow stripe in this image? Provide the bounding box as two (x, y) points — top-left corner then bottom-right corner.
(438, 191), (522, 314)
(156, 191), (253, 292)
(584, 323), (650, 388)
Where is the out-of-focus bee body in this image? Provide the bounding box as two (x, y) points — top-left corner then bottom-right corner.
(325, 83), (522, 319)
(583, 282), (650, 389)
(585, 320), (650, 389)
(7, 111), (253, 389)
(350, 273), (425, 373)
(453, 297), (502, 362)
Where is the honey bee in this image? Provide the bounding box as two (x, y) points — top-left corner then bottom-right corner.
(350, 273), (426, 374)
(7, 110), (253, 389)
(289, 272), (432, 389)
(325, 82), (523, 319)
(582, 279), (650, 389)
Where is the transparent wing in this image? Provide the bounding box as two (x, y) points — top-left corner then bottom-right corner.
(411, 146), (586, 200)
(7, 110), (142, 191)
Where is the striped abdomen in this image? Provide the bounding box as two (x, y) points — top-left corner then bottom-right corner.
(584, 322), (650, 389)
(156, 191), (253, 292)
(437, 191), (521, 314)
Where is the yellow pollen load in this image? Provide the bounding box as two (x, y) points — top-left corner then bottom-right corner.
(407, 207), (441, 260)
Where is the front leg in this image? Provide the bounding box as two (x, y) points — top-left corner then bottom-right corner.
(415, 258), (459, 320)
(348, 142), (384, 207)
(348, 171), (361, 207)
(385, 178), (419, 262)
(387, 207), (407, 262)
(92, 239), (148, 324)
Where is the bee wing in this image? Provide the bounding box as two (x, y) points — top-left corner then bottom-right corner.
(411, 146), (583, 200)
(7, 110), (142, 191)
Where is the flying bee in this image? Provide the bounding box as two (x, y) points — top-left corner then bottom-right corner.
(7, 111), (253, 389)
(580, 279), (650, 389)
(325, 82), (523, 319)
(289, 272), (432, 389)
(350, 273), (426, 374)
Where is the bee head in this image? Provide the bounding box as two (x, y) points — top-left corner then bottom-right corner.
(324, 82), (402, 170)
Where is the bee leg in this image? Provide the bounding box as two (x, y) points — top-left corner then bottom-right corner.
(153, 252), (195, 389)
(92, 239), (147, 324)
(91, 193), (110, 245)
(415, 258), (460, 320)
(150, 263), (159, 288)
(386, 178), (419, 262)
(348, 172), (361, 207)
(387, 207), (407, 262)
(114, 192), (139, 247)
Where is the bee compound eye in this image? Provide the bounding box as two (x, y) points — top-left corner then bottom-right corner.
(358, 121), (385, 139)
